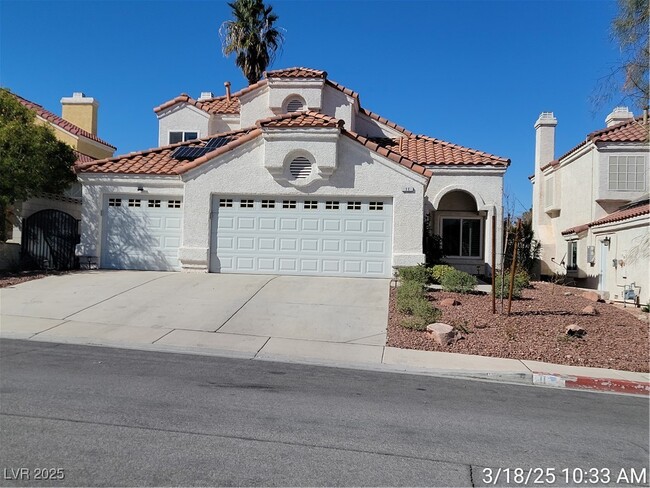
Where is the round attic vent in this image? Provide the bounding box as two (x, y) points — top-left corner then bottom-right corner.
(286, 97), (305, 113)
(289, 156), (312, 179)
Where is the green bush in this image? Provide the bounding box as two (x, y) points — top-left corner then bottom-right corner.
(430, 264), (455, 284)
(440, 269), (477, 294)
(495, 270), (530, 299)
(411, 298), (442, 323)
(400, 315), (429, 331)
(398, 264), (430, 284)
(396, 281), (424, 313)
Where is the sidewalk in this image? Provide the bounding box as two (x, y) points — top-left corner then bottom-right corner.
(2, 315), (648, 396)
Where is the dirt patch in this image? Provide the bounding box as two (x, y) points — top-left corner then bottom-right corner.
(0, 270), (75, 288)
(387, 281), (650, 373)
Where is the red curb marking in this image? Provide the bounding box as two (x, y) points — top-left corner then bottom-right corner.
(565, 376), (649, 395)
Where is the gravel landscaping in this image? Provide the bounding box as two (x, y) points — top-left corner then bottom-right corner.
(387, 281), (650, 373)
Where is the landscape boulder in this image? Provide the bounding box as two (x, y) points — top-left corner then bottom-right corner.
(439, 298), (461, 306)
(581, 291), (603, 302)
(426, 323), (459, 346)
(581, 305), (598, 315)
(565, 324), (587, 338)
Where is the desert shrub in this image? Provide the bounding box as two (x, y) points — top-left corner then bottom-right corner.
(396, 281), (424, 313)
(495, 270), (530, 298)
(411, 298), (442, 323)
(398, 264), (430, 284)
(400, 315), (429, 331)
(430, 264), (455, 284)
(440, 269), (477, 294)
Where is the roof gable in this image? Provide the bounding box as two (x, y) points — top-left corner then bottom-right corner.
(9, 91), (116, 149)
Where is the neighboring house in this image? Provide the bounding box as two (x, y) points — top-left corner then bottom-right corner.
(76, 67), (509, 278)
(2, 91), (115, 269)
(531, 107), (649, 303)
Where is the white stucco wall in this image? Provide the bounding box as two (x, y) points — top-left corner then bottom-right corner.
(354, 112), (406, 139)
(425, 167), (505, 275)
(157, 104), (211, 146)
(209, 115), (240, 134)
(322, 84), (355, 131)
(179, 133), (428, 271)
(591, 216), (649, 304)
(239, 87), (274, 128)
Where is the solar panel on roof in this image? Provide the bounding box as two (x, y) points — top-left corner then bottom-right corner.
(171, 146), (212, 160)
(205, 136), (232, 149)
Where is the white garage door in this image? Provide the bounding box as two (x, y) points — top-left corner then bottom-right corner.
(210, 196), (392, 277)
(101, 196), (182, 271)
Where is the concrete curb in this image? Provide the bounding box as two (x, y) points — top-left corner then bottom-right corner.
(533, 372), (650, 395)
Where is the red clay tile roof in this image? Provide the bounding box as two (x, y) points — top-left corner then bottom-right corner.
(8, 91), (116, 149)
(73, 150), (95, 164)
(153, 93), (240, 115)
(77, 113), (432, 179)
(76, 128), (257, 176)
(371, 135), (509, 167)
(256, 111), (343, 129)
(551, 117), (649, 166)
(359, 108), (413, 136)
(588, 200), (650, 227)
(561, 224), (590, 236)
(264, 67), (327, 78)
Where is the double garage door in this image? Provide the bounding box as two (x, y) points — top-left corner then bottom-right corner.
(101, 194), (393, 277)
(210, 196), (393, 278)
(101, 195), (182, 271)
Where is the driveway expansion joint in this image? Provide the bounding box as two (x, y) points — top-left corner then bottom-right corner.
(213, 275), (278, 332)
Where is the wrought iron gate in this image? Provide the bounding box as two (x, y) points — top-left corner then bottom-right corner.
(21, 209), (80, 270)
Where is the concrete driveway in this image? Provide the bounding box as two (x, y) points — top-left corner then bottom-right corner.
(1, 271), (390, 364)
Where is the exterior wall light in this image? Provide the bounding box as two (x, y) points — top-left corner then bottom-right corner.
(602, 237), (611, 247)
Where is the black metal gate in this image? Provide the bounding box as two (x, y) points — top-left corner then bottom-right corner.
(21, 209), (80, 270)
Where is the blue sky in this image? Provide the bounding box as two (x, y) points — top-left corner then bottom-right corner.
(1, 0), (626, 212)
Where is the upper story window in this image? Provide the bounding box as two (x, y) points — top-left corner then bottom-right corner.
(169, 131), (199, 144)
(284, 96), (306, 113)
(609, 155), (646, 191)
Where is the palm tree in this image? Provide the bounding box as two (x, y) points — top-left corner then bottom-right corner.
(220, 0), (284, 85)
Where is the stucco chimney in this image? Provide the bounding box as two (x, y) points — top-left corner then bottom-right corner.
(605, 106), (634, 127)
(60, 92), (99, 135)
(198, 91), (214, 101)
(534, 112), (557, 168)
(224, 81), (231, 102)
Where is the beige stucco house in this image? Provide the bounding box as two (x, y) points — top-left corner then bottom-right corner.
(76, 67), (509, 278)
(531, 107), (649, 303)
(1, 91), (115, 269)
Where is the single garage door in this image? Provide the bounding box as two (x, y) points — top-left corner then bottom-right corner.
(210, 196), (392, 277)
(101, 195), (182, 271)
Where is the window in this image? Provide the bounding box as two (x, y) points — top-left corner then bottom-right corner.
(282, 200), (297, 209)
(148, 200), (161, 208)
(168, 200), (181, 208)
(128, 199), (141, 207)
(347, 201), (361, 210)
(442, 218), (481, 257)
(261, 199), (276, 208)
(325, 201), (339, 210)
(304, 201), (318, 210)
(219, 199), (233, 208)
(567, 241), (578, 271)
(369, 202), (384, 211)
(609, 155), (647, 191)
(108, 198), (121, 207)
(289, 156), (312, 179)
(240, 199), (254, 208)
(169, 131), (199, 144)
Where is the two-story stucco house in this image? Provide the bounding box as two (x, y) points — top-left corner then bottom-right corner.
(76, 67), (509, 278)
(531, 108), (649, 303)
(1, 91), (115, 269)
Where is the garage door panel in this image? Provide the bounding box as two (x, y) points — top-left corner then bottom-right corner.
(210, 197), (392, 277)
(101, 196), (182, 271)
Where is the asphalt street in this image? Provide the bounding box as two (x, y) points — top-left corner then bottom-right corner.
(0, 339), (648, 487)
